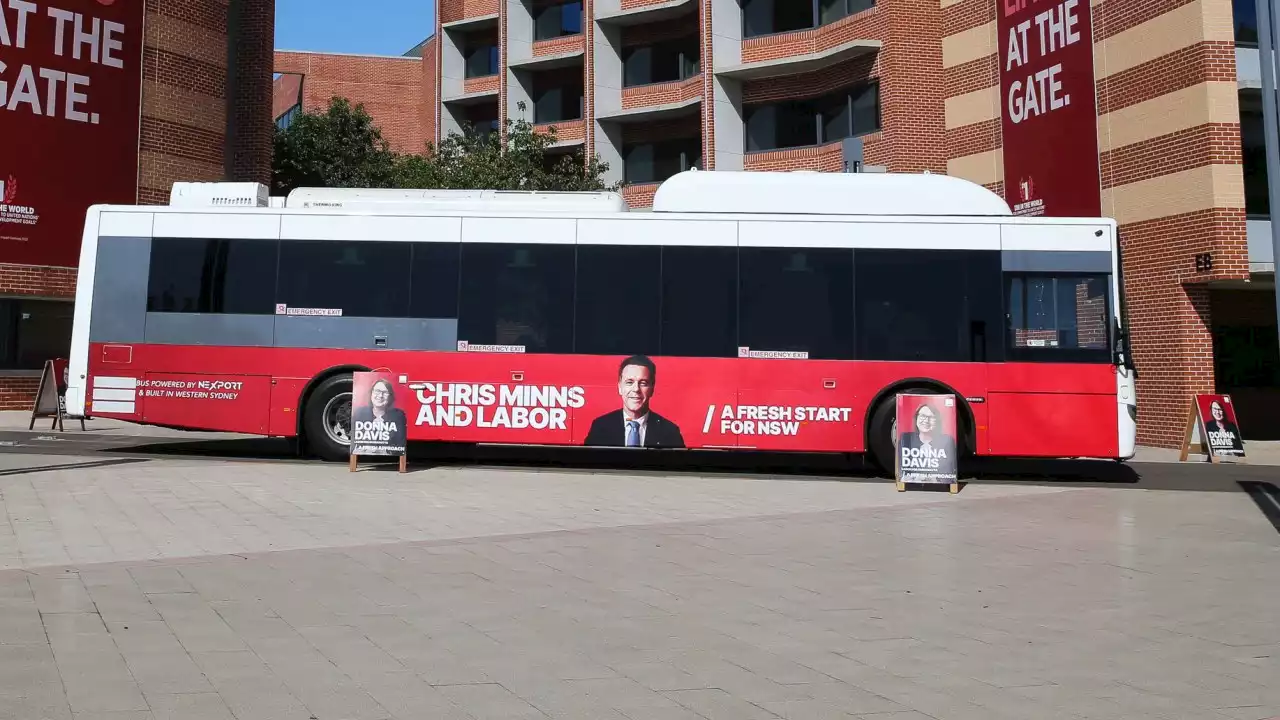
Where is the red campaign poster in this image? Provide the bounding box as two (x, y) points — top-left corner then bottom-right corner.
(385, 354), (859, 451)
(351, 371), (408, 457)
(1, 0), (145, 267)
(997, 0), (1102, 218)
(1195, 394), (1246, 458)
(895, 393), (958, 483)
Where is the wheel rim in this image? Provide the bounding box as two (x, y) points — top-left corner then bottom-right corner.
(890, 416), (898, 452)
(322, 392), (352, 446)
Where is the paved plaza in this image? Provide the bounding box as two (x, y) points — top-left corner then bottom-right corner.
(0, 441), (1277, 720)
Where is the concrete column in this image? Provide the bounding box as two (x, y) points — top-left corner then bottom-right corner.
(592, 20), (624, 184)
(506, 0), (535, 121)
(441, 30), (466, 100)
(709, 0), (742, 171)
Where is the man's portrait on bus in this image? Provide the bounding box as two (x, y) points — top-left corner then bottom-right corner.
(584, 355), (685, 448)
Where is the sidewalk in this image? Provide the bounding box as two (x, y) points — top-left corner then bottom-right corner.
(5, 410), (1278, 464)
(1133, 441), (1280, 465)
(0, 410), (253, 439)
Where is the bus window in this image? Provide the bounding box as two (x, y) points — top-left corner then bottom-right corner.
(660, 246), (738, 358)
(855, 249), (1002, 362)
(739, 247), (854, 359)
(1006, 274), (1111, 361)
(574, 245), (661, 356)
(146, 237), (279, 314)
(458, 243), (575, 353)
(409, 242), (462, 319)
(278, 240), (411, 318)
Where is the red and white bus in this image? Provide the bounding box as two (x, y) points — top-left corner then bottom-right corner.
(65, 170), (1137, 471)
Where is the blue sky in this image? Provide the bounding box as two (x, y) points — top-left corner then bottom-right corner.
(275, 0), (436, 56)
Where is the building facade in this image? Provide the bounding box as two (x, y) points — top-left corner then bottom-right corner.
(417, 0), (1276, 447)
(0, 0), (276, 410)
(274, 43), (438, 154)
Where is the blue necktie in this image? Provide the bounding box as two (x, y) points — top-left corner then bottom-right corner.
(626, 420), (640, 447)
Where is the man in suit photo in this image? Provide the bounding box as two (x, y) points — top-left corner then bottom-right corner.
(584, 355), (685, 448)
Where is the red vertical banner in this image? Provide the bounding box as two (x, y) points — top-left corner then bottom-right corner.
(0, 0), (145, 267)
(997, 0), (1102, 218)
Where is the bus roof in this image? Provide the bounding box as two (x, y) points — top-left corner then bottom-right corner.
(283, 187), (631, 213)
(651, 171), (1014, 217)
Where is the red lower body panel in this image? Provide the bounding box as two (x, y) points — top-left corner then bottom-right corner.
(85, 343), (1120, 457)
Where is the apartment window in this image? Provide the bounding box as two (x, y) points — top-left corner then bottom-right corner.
(275, 104), (301, 131)
(464, 41), (500, 77)
(743, 0), (875, 37)
(534, 1), (583, 40)
(624, 138), (702, 184)
(1235, 0), (1258, 45)
(533, 73), (585, 123)
(0, 299), (73, 371)
(745, 83), (879, 152)
(1241, 91), (1269, 217)
(623, 37), (700, 86)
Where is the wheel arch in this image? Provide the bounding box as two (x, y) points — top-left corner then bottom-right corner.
(863, 377), (977, 455)
(294, 364), (372, 438)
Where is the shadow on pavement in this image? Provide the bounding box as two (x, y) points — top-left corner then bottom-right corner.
(77, 435), (1277, 492)
(1239, 481), (1280, 533)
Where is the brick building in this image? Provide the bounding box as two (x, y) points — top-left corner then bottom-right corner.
(419, 0), (1279, 447)
(0, 0), (275, 410)
(273, 43), (438, 154)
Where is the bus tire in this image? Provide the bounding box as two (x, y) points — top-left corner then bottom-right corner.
(303, 374), (353, 462)
(867, 387), (932, 478)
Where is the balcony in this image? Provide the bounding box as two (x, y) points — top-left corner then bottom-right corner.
(595, 0), (697, 26)
(440, 0), (500, 28)
(722, 0), (881, 79)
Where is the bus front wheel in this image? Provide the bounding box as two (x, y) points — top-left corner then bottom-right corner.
(304, 374), (353, 462)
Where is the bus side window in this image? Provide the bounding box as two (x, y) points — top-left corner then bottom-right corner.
(574, 245), (661, 356)
(738, 247), (854, 360)
(409, 242), (461, 319)
(146, 237), (279, 314)
(278, 241), (411, 318)
(660, 246), (738, 358)
(854, 249), (1001, 363)
(1004, 273), (1111, 362)
(458, 243), (575, 353)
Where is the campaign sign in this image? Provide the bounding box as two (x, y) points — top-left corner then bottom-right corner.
(351, 372), (408, 457)
(895, 393), (958, 483)
(1195, 394), (1245, 458)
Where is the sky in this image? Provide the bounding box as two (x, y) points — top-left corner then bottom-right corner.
(274, 0), (436, 56)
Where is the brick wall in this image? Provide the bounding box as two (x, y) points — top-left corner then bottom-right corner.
(0, 266), (77, 299)
(440, 0), (500, 24)
(274, 51), (429, 154)
(936, 0), (1250, 447)
(5, 0), (277, 410)
(423, 37), (439, 147)
(622, 76), (703, 109)
(226, 0), (274, 184)
(272, 73), (303, 118)
(0, 377), (39, 412)
(741, 7), (884, 63)
(139, 0), (234, 202)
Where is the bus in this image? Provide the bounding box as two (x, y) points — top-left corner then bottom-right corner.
(65, 170), (1137, 472)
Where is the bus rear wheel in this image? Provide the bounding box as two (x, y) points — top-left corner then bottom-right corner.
(303, 374), (353, 462)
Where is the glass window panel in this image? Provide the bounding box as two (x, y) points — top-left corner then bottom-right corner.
(740, 248), (854, 359)
(277, 241), (410, 318)
(147, 237), (279, 315)
(458, 243), (575, 353)
(574, 245), (662, 355)
(660, 246), (738, 357)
